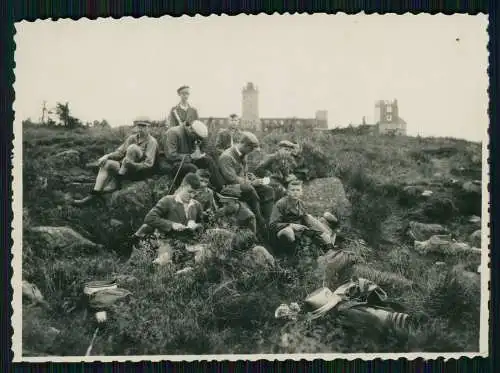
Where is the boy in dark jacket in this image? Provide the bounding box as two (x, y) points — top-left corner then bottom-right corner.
(269, 180), (337, 256)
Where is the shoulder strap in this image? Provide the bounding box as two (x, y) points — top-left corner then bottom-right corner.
(173, 108), (183, 126)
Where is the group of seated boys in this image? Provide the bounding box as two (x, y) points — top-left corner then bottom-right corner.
(72, 86), (338, 261)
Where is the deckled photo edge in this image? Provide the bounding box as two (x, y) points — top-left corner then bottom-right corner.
(11, 13), (491, 362)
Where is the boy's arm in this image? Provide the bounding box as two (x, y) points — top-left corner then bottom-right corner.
(269, 199), (288, 233)
(144, 196), (175, 233)
(219, 154), (246, 184)
(254, 155), (273, 178)
(126, 138), (158, 170)
(106, 135), (132, 160)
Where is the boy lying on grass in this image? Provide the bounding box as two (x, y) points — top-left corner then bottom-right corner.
(269, 180), (338, 256)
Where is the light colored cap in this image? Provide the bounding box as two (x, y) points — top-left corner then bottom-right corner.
(191, 120), (208, 139)
(134, 116), (151, 126)
(278, 140), (297, 149)
(240, 131), (260, 149)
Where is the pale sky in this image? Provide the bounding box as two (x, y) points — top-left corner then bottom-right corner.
(14, 13), (488, 141)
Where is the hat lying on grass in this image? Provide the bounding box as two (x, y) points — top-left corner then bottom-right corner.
(304, 287), (343, 320)
(83, 280), (117, 296)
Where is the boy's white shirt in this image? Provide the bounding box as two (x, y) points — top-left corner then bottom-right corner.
(174, 194), (197, 222)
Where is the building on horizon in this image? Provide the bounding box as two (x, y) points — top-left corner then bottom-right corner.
(200, 82), (328, 133)
(374, 99), (407, 136)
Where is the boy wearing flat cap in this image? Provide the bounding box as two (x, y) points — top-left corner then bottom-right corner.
(159, 119), (225, 191)
(214, 188), (257, 235)
(218, 131), (275, 239)
(214, 114), (243, 158)
(167, 86), (199, 127)
(73, 117), (158, 206)
(254, 140), (301, 200)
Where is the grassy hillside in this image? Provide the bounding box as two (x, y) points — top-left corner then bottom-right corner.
(21, 124), (483, 356)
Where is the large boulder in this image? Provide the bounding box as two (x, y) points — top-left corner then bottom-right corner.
(302, 177), (351, 219)
(242, 246), (275, 270)
(408, 221), (449, 241)
(453, 181), (482, 216)
(27, 226), (102, 254)
(47, 149), (81, 169)
(417, 195), (458, 223)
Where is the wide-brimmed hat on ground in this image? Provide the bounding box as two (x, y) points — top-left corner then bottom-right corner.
(304, 287), (343, 320)
(83, 279), (118, 296)
(190, 120), (208, 139)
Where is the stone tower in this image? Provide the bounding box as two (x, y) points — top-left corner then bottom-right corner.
(242, 82), (261, 131)
(314, 110), (328, 129)
(375, 99), (406, 135)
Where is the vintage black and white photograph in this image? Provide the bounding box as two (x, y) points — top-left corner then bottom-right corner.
(12, 13), (489, 361)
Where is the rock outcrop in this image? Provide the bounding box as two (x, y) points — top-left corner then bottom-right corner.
(27, 226), (102, 254)
(408, 221), (449, 241)
(302, 177), (352, 219)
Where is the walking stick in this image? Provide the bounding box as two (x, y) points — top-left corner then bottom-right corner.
(167, 154), (187, 195)
(85, 327), (100, 356)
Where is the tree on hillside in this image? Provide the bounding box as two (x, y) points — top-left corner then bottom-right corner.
(55, 102), (82, 129)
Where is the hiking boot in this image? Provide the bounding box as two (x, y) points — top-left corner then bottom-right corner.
(72, 194), (98, 206)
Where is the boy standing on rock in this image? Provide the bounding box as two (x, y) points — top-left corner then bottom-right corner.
(269, 180), (337, 256)
(167, 86), (199, 127)
(72, 117), (158, 206)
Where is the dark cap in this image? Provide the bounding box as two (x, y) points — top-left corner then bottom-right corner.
(133, 116), (151, 127)
(240, 131), (260, 149)
(177, 85), (190, 94)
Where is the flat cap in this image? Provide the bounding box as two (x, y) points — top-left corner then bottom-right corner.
(216, 190), (240, 201)
(177, 85), (190, 93)
(240, 131), (260, 148)
(278, 140), (298, 149)
(191, 120), (208, 139)
(133, 116), (151, 126)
